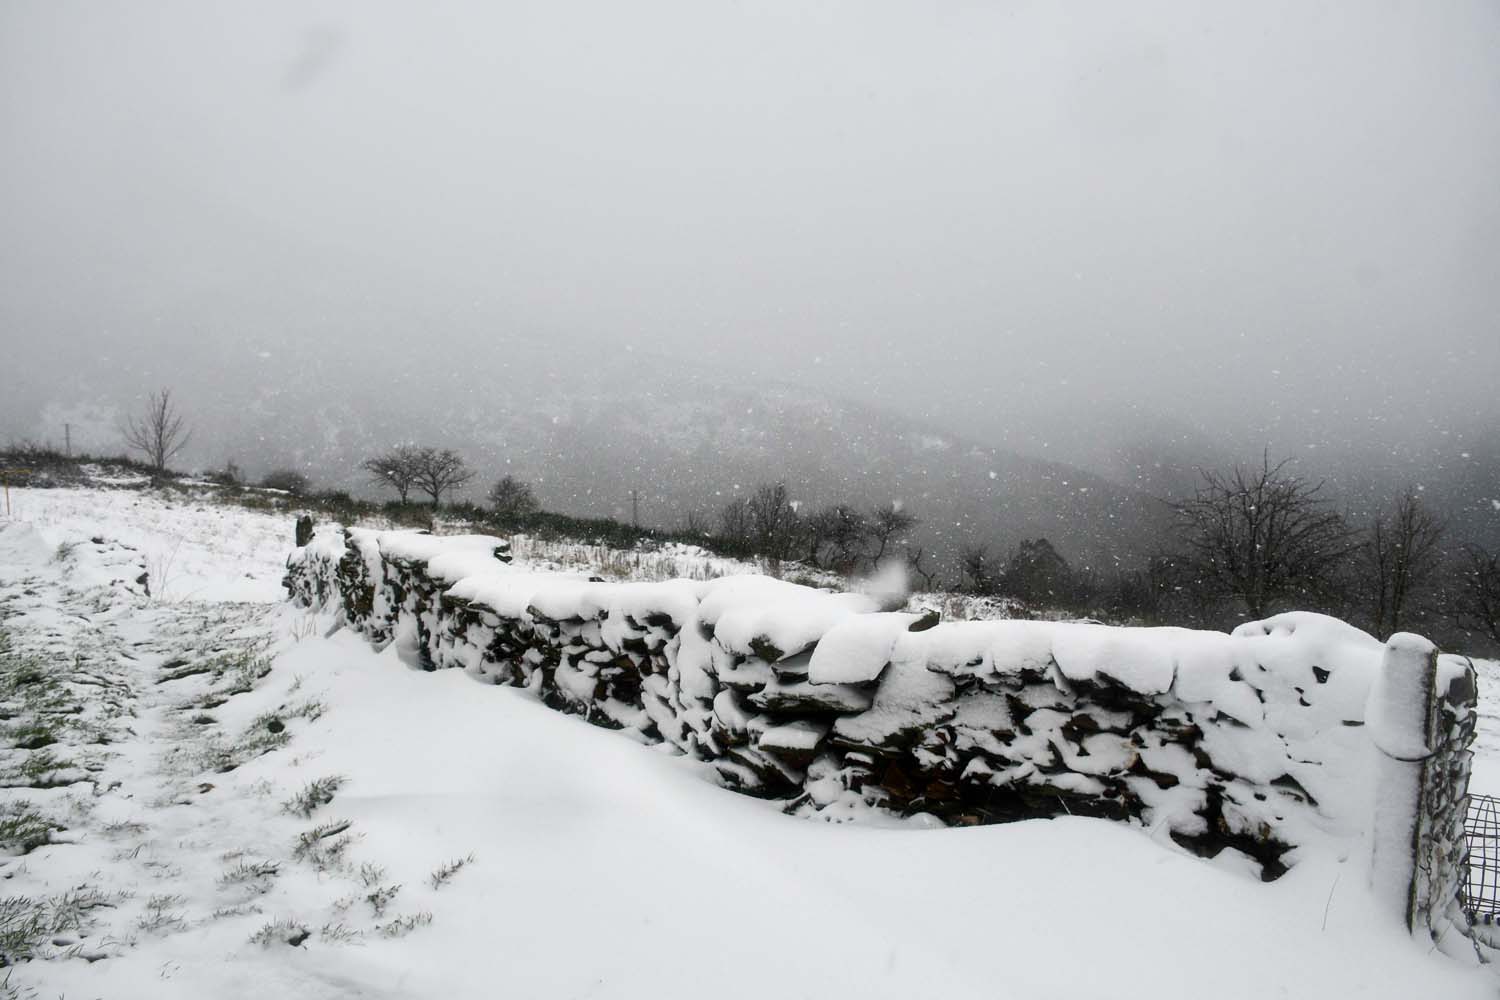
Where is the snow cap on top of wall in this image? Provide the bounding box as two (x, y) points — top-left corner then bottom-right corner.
(809, 612), (923, 685)
(1366, 632), (1440, 761)
(701, 575), (878, 659)
(381, 532), (510, 586)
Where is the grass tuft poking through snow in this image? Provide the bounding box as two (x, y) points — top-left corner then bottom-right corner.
(375, 912), (433, 939)
(364, 883), (401, 918)
(210, 904), (262, 921)
(0, 969), (30, 1000)
(218, 859), (280, 885)
(281, 776), (345, 819)
(248, 917), (310, 948)
(292, 819), (355, 870)
(134, 894), (187, 935)
(0, 887), (119, 965)
(428, 854), (476, 890)
(0, 803), (57, 857)
(317, 921), (362, 944)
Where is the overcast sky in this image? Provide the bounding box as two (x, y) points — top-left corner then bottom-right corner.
(3, 0), (1499, 475)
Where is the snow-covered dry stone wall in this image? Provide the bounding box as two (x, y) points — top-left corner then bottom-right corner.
(284, 525), (1479, 950)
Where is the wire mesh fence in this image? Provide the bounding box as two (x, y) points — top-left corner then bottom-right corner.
(1465, 794), (1500, 923)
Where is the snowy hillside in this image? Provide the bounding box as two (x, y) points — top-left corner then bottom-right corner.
(0, 487), (1495, 999)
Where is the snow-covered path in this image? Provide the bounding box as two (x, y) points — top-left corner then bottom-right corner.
(1, 488), (1495, 999)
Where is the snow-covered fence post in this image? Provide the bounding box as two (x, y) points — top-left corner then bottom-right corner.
(1365, 633), (1480, 955)
(1366, 633), (1438, 931)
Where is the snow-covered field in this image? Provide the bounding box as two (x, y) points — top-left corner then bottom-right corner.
(0, 487), (1496, 998)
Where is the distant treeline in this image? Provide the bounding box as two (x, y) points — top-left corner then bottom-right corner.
(292, 444), (1500, 654)
(5, 431), (1498, 656)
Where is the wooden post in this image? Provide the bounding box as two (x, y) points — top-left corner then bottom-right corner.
(1, 469), (33, 518)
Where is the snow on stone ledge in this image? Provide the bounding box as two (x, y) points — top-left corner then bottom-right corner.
(808, 611), (922, 685)
(1366, 632), (1440, 760)
(701, 575), (878, 659)
(1051, 623), (1177, 694)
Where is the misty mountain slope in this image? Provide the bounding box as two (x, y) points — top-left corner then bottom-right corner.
(16, 319), (1497, 572)
(14, 332), (1173, 575)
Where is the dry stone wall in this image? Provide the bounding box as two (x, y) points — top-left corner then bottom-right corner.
(1410, 646), (1480, 954)
(284, 524), (1480, 950)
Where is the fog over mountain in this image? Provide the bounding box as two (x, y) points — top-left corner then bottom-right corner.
(4, 1), (1498, 567)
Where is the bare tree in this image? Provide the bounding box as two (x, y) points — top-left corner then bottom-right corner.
(960, 544), (1001, 595)
(904, 545), (939, 591)
(412, 448), (474, 506)
(1172, 453), (1358, 618)
(868, 501), (918, 565)
(1102, 569), (1163, 624)
(121, 388), (191, 475)
(362, 445), (422, 503)
(488, 474), (540, 521)
(681, 509), (713, 538)
(1453, 545), (1500, 646)
(805, 503), (869, 571)
(1359, 488), (1445, 635)
(803, 505), (839, 567)
(746, 481), (804, 563)
(1000, 538), (1081, 605)
(718, 496), (754, 551)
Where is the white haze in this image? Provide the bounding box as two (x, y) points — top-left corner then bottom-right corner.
(2, 0), (1498, 513)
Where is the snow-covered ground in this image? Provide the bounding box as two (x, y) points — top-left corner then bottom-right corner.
(2, 487), (291, 604)
(0, 486), (1496, 998)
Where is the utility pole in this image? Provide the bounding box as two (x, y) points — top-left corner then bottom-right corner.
(630, 489), (639, 529)
(64, 424), (72, 457)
